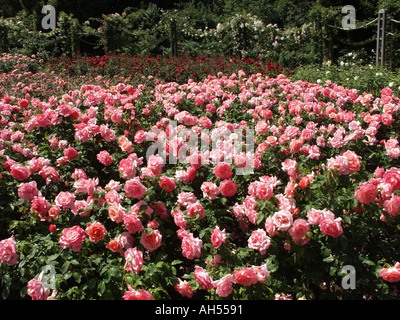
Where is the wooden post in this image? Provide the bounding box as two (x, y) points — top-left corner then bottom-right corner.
(171, 19), (177, 57)
(376, 9), (386, 68)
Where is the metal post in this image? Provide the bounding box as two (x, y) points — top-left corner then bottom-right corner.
(376, 9), (386, 68)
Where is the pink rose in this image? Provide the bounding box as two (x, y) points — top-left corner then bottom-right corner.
(288, 219), (310, 246)
(59, 225), (86, 252)
(123, 285), (153, 300)
(18, 181), (39, 202)
(187, 201), (205, 220)
(0, 236), (18, 266)
(248, 229), (271, 254)
(307, 208), (335, 225)
(219, 179), (238, 198)
(213, 162), (233, 179)
(181, 233), (202, 260)
(85, 221), (107, 243)
(55, 191), (76, 210)
(124, 177), (147, 199)
(354, 182), (378, 204)
(212, 274), (235, 298)
(134, 130), (146, 144)
(211, 226), (226, 249)
(27, 272), (50, 300)
(383, 195), (400, 217)
(255, 183), (273, 200)
(379, 263), (400, 283)
(319, 218), (343, 238)
(383, 167), (400, 191)
(272, 210), (293, 231)
(194, 266), (213, 290)
(108, 203), (125, 223)
(30, 196), (51, 221)
(97, 150), (113, 166)
(63, 147), (79, 160)
(140, 229), (162, 252)
(174, 279), (195, 298)
(252, 264), (270, 283)
(200, 182), (220, 200)
(233, 267), (258, 286)
(124, 247), (143, 274)
(10, 164), (30, 181)
(264, 217), (278, 236)
(158, 176), (176, 192)
(177, 192), (197, 207)
(123, 212), (144, 234)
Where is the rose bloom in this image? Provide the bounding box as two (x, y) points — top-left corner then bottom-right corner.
(177, 192), (197, 207)
(117, 231), (134, 250)
(211, 226), (226, 249)
(354, 182), (378, 204)
(200, 182), (220, 200)
(97, 150), (113, 166)
(252, 264), (270, 283)
(48, 205), (60, 221)
(181, 233), (202, 260)
(18, 181), (39, 202)
(124, 177), (147, 199)
(233, 267), (258, 286)
(27, 272), (50, 300)
(319, 218), (343, 238)
(264, 217), (278, 237)
(10, 163), (30, 181)
(108, 202), (125, 223)
(379, 262), (400, 283)
(85, 221), (107, 243)
(212, 274), (235, 298)
(213, 162), (233, 179)
(140, 229), (162, 252)
(55, 191), (76, 210)
(248, 229), (271, 254)
(0, 236), (18, 266)
(30, 196), (51, 221)
(124, 247), (143, 274)
(158, 176), (176, 192)
(123, 285), (153, 300)
(134, 130), (146, 144)
(187, 201), (205, 220)
(256, 183), (273, 200)
(383, 195), (400, 217)
(219, 179), (238, 198)
(123, 212), (144, 234)
(307, 208), (335, 225)
(105, 189), (122, 204)
(59, 225), (86, 252)
(63, 147), (79, 160)
(288, 219), (310, 246)
(174, 279), (195, 298)
(299, 173), (314, 190)
(383, 167), (400, 192)
(193, 266), (213, 290)
(272, 210), (293, 231)
(106, 239), (123, 254)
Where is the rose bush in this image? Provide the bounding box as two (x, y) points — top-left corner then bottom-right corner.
(1, 55), (400, 300)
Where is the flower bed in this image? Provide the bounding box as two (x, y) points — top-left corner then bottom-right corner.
(1, 63), (400, 300)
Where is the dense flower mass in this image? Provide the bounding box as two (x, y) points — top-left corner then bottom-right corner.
(1, 56), (400, 300)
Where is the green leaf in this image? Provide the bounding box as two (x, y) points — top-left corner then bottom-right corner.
(98, 281), (106, 295)
(171, 260), (182, 266)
